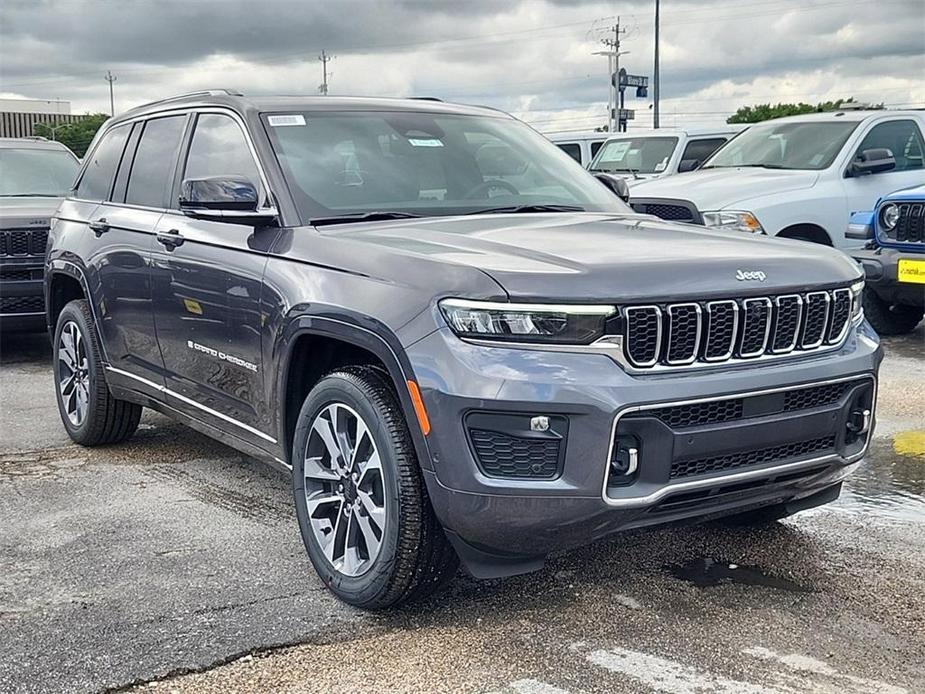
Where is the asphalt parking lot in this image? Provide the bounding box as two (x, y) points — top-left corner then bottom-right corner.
(1, 327), (923, 694)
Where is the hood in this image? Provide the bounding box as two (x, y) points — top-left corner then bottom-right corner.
(0, 196), (63, 230)
(630, 168), (819, 210)
(325, 213), (860, 303)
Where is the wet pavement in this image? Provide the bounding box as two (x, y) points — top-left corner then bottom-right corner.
(0, 326), (922, 694)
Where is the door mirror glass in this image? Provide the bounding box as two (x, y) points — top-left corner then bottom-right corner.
(179, 176), (277, 224)
(849, 148), (896, 176)
(678, 158), (700, 173)
(594, 173), (631, 202)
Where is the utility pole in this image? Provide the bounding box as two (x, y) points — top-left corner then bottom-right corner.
(318, 51), (333, 95)
(594, 19), (626, 132)
(104, 71), (116, 116)
(653, 0), (660, 129)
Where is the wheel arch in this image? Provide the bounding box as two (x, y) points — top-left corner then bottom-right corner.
(46, 260), (92, 331)
(276, 315), (433, 471)
(777, 223), (833, 246)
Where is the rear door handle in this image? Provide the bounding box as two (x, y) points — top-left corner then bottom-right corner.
(156, 229), (185, 250)
(88, 218), (110, 236)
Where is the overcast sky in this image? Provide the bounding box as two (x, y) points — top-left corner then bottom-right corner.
(1, 0), (923, 133)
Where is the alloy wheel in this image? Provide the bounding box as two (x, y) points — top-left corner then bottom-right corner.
(303, 402), (387, 577)
(57, 320), (90, 427)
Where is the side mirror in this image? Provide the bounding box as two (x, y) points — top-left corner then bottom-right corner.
(848, 148), (895, 177)
(179, 176), (278, 225)
(594, 173), (631, 202)
(678, 158), (700, 173)
(846, 210), (874, 240)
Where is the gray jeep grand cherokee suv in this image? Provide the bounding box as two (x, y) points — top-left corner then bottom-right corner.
(46, 91), (881, 608)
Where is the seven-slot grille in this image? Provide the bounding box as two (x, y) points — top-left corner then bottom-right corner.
(622, 287), (853, 369)
(883, 202), (924, 244)
(0, 228), (49, 257)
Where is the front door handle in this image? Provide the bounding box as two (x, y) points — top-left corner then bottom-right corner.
(88, 218), (110, 236)
(156, 228), (186, 250)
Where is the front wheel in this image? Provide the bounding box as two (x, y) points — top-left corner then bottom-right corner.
(862, 288), (924, 336)
(53, 299), (141, 445)
(291, 366), (457, 609)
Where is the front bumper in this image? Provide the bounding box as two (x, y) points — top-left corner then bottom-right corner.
(0, 257), (46, 331)
(853, 247), (925, 308)
(408, 321), (882, 576)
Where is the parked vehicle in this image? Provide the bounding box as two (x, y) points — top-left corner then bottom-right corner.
(547, 131), (608, 167)
(47, 91), (881, 608)
(629, 110), (925, 249)
(848, 184), (925, 334)
(0, 137), (80, 331)
(588, 126), (744, 185)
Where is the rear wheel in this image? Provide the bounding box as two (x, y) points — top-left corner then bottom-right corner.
(862, 288), (923, 336)
(291, 366), (457, 609)
(53, 299), (141, 445)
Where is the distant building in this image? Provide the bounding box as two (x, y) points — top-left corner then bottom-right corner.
(0, 98), (89, 139)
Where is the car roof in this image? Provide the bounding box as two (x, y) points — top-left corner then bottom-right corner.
(747, 110), (923, 125)
(0, 137), (76, 152)
(546, 131), (608, 143)
(600, 126), (745, 140)
(112, 90), (512, 125)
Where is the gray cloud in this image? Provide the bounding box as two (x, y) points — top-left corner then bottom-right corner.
(1, 0), (922, 131)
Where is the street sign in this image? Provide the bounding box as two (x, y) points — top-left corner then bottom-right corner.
(610, 108), (635, 121)
(615, 68), (649, 98)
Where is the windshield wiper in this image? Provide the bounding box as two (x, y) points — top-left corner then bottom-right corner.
(468, 204), (585, 215)
(0, 193), (61, 197)
(702, 163), (788, 170)
(310, 211), (425, 226)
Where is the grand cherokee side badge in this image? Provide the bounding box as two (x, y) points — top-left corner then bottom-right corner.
(736, 269), (767, 281)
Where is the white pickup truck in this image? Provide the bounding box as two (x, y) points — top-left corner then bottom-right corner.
(629, 110), (925, 249)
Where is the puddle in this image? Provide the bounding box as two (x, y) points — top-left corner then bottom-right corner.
(835, 435), (925, 524)
(667, 557), (811, 592)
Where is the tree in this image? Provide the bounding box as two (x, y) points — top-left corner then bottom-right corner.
(726, 97), (881, 124)
(34, 113), (109, 157)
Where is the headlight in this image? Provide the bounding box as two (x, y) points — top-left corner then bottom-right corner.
(702, 210), (764, 234)
(879, 203), (900, 231)
(439, 299), (615, 345)
(850, 280), (865, 320)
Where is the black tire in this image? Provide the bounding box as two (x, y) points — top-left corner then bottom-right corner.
(292, 366), (457, 609)
(862, 288), (924, 336)
(53, 299), (142, 446)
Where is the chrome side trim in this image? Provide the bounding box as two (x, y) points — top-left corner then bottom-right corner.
(738, 297), (773, 358)
(665, 303), (702, 365)
(601, 373), (877, 508)
(105, 366), (277, 443)
(771, 294), (803, 354)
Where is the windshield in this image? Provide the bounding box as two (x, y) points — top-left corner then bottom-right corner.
(263, 111), (629, 221)
(590, 137), (679, 174)
(703, 121), (859, 170)
(0, 147), (80, 197)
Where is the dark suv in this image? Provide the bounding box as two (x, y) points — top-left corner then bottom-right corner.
(47, 91), (881, 608)
(1, 137), (80, 330)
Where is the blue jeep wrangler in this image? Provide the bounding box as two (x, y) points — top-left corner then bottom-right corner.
(849, 184), (925, 335)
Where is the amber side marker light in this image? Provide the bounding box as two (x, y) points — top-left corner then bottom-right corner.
(406, 380), (431, 436)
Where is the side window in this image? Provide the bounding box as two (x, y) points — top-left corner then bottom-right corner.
(590, 140), (605, 158)
(125, 115), (187, 208)
(855, 120), (924, 172)
(556, 143), (582, 163)
(680, 138), (728, 165)
(75, 124), (130, 201)
(183, 114), (261, 191)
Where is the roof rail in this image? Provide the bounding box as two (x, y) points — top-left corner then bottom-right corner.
(128, 89), (244, 112)
(21, 135), (49, 141)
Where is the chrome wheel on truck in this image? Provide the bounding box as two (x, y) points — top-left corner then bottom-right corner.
(303, 402), (386, 577)
(57, 320), (90, 427)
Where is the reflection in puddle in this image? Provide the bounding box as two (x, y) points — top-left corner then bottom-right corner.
(667, 558), (811, 592)
(836, 436), (925, 524)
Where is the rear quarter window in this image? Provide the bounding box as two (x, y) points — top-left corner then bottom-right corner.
(75, 124), (131, 201)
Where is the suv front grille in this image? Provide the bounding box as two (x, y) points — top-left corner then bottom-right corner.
(670, 435), (836, 479)
(621, 287), (853, 369)
(0, 228), (49, 257)
(0, 296), (45, 315)
(630, 200), (700, 224)
(883, 202), (924, 243)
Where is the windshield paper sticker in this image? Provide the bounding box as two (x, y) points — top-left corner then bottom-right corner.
(268, 114), (306, 127)
(408, 138), (444, 147)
